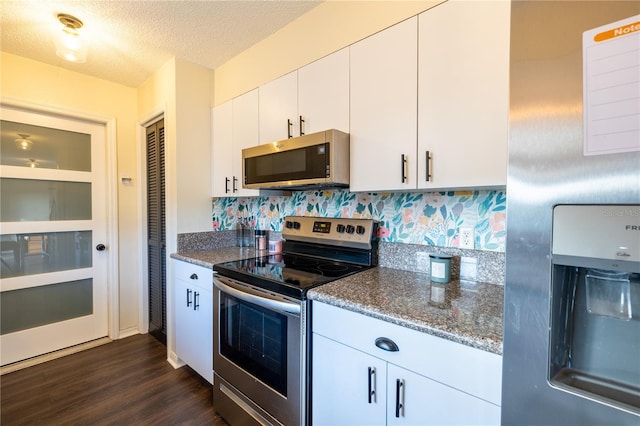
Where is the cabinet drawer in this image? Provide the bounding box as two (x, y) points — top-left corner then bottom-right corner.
(174, 261), (212, 289)
(312, 301), (502, 405)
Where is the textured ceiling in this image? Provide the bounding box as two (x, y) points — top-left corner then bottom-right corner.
(0, 0), (323, 88)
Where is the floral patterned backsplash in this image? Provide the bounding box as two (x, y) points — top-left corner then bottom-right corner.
(212, 190), (506, 252)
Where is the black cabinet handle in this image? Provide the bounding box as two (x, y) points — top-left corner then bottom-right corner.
(232, 176), (238, 193)
(299, 115), (305, 136)
(425, 150), (432, 182)
(225, 177), (230, 193)
(186, 288), (192, 307)
(190, 273), (198, 280)
(395, 379), (405, 418)
(401, 154), (407, 183)
(375, 337), (399, 352)
(193, 291), (200, 310)
(368, 367), (376, 404)
(287, 119), (293, 138)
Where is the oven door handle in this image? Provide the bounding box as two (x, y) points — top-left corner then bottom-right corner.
(214, 278), (301, 316)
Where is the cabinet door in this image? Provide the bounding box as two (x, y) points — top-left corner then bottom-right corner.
(259, 71), (298, 144)
(174, 261), (213, 384)
(350, 17), (418, 192)
(312, 334), (386, 426)
(418, 0), (509, 189)
(175, 278), (197, 368)
(298, 48), (350, 134)
(233, 88), (261, 196)
(211, 100), (233, 197)
(188, 283), (213, 384)
(387, 363), (500, 426)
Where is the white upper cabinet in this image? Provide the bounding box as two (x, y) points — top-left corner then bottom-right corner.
(212, 88), (260, 197)
(259, 71), (298, 144)
(211, 100), (233, 197)
(417, 0), (510, 190)
(298, 47), (350, 134)
(349, 17), (419, 192)
(259, 48), (350, 144)
(233, 89), (261, 196)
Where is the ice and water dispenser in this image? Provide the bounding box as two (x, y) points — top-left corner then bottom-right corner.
(549, 205), (640, 413)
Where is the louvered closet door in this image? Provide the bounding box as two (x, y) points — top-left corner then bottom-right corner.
(146, 120), (166, 344)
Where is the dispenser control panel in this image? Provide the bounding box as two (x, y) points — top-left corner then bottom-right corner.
(552, 204), (640, 264)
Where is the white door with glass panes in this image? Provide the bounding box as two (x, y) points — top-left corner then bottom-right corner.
(0, 106), (109, 366)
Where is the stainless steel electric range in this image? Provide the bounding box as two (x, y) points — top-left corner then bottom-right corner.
(212, 216), (378, 426)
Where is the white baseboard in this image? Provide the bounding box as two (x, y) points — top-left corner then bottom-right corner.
(167, 350), (185, 369)
(116, 327), (140, 339)
(0, 337), (112, 375)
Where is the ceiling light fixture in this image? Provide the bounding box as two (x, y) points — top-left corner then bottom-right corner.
(55, 13), (87, 63)
(15, 134), (33, 151)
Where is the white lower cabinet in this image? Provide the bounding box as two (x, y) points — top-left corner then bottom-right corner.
(312, 301), (501, 425)
(313, 333), (386, 425)
(174, 260), (213, 384)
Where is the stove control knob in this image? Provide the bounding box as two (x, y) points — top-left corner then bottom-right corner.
(346, 225), (355, 234)
(293, 221), (301, 230)
(356, 225), (366, 235)
(337, 224), (346, 233)
(285, 220), (294, 229)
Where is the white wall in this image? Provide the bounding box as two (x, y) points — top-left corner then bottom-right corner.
(175, 59), (213, 234)
(137, 56), (212, 362)
(214, 0), (443, 104)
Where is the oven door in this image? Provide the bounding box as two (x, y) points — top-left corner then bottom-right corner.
(213, 275), (304, 426)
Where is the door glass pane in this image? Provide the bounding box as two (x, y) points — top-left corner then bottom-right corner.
(0, 231), (92, 278)
(0, 120), (91, 171)
(0, 279), (93, 335)
(0, 178), (92, 222)
(219, 293), (288, 395)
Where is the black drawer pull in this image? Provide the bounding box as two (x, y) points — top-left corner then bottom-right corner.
(368, 367), (376, 404)
(375, 337), (399, 352)
(395, 378), (405, 417)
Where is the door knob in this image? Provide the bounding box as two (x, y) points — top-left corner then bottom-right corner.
(96, 243), (107, 251)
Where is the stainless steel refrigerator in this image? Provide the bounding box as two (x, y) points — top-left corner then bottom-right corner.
(503, 1), (640, 425)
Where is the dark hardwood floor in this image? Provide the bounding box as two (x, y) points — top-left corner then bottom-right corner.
(1, 334), (228, 425)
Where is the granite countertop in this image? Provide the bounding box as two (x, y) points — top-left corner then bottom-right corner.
(170, 247), (255, 269)
(171, 248), (504, 355)
(307, 267), (504, 355)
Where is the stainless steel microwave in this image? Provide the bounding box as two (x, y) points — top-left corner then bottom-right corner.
(242, 129), (349, 190)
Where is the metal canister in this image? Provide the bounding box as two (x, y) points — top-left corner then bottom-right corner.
(255, 230), (268, 255)
(429, 254), (452, 283)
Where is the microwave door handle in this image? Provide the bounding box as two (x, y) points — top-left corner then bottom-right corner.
(214, 278), (301, 316)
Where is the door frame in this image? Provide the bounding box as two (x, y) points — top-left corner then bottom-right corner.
(137, 106), (166, 338)
(1, 96), (120, 339)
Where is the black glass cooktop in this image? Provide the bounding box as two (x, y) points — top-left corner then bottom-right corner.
(213, 253), (370, 300)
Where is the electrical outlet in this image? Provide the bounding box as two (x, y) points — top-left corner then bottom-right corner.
(460, 256), (478, 281)
(415, 252), (429, 273)
(459, 227), (475, 249)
